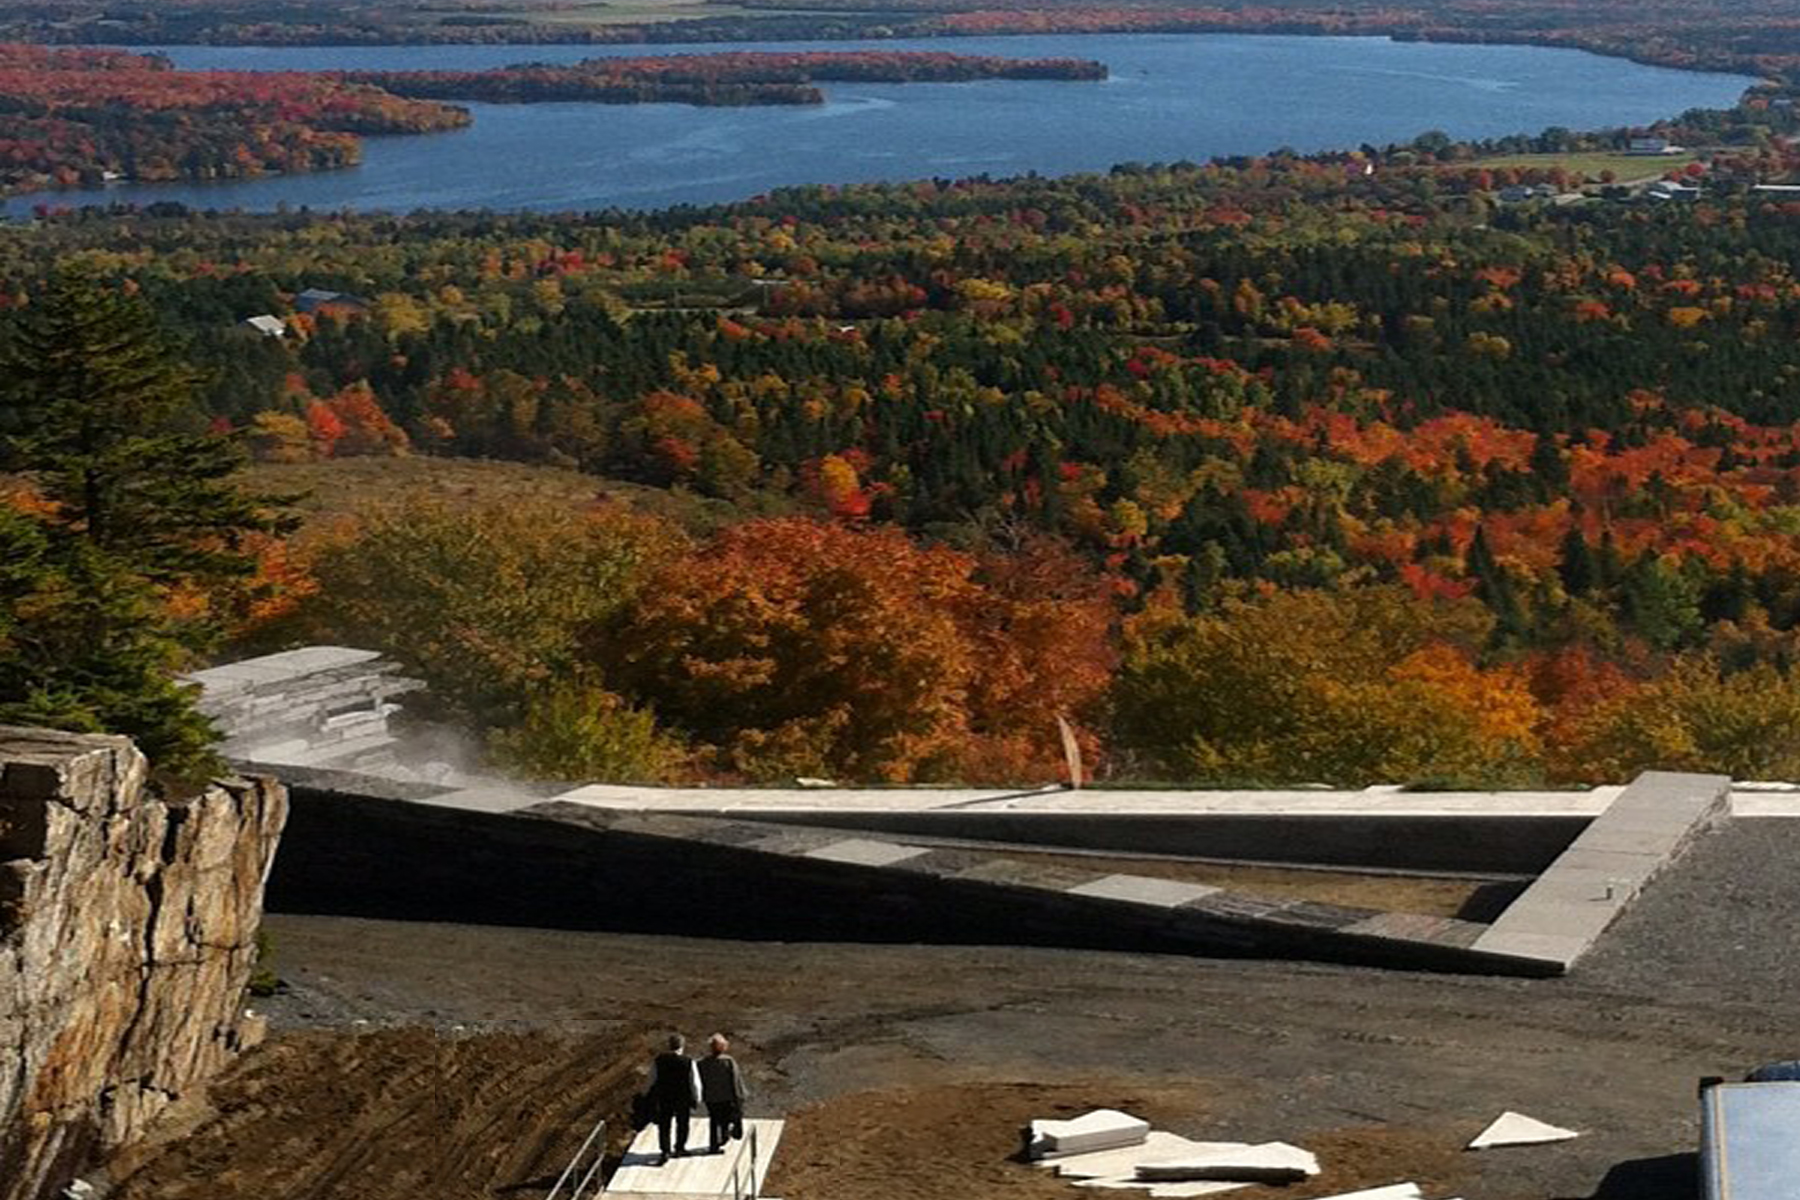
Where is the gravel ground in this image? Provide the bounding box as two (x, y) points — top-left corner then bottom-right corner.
(114, 820), (1800, 1200)
(1577, 819), (1800, 1006)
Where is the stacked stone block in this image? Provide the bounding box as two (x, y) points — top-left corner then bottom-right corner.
(185, 646), (421, 772)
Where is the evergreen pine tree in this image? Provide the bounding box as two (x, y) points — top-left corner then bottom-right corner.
(0, 271), (292, 771)
(1557, 525), (1595, 596)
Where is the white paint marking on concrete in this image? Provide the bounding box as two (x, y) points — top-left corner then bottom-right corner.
(804, 838), (929, 867)
(1067, 874), (1223, 908)
(1467, 1111), (1580, 1150)
(1031, 1110), (1151, 1158)
(1135, 1142), (1319, 1182)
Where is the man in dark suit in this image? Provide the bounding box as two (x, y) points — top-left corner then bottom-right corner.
(647, 1032), (701, 1165)
(697, 1033), (748, 1153)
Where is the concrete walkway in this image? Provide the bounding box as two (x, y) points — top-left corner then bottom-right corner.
(550, 782), (1622, 817)
(1474, 771), (1731, 972)
(604, 1119), (781, 1199)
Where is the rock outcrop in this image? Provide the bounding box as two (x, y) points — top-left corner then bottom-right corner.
(0, 726), (287, 1200)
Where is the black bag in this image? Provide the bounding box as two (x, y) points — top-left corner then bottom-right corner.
(630, 1090), (653, 1131)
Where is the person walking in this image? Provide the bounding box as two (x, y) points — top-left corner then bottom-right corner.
(696, 1033), (747, 1153)
(647, 1032), (701, 1164)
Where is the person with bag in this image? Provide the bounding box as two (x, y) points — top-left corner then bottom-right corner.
(646, 1032), (701, 1165)
(696, 1033), (748, 1154)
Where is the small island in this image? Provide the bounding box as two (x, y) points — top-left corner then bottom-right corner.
(0, 45), (1106, 194)
(348, 50), (1109, 107)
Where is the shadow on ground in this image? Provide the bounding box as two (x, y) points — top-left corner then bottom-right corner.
(1558, 1152), (1695, 1200)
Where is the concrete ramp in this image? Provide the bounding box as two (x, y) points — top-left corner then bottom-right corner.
(1473, 770), (1729, 973)
(604, 1118), (781, 1199)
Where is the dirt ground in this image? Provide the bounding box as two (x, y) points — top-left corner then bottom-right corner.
(107, 821), (1800, 1200)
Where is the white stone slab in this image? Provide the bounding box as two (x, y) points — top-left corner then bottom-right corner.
(805, 838), (928, 867)
(1039, 1134), (1248, 1178)
(1732, 792), (1800, 817)
(1031, 1110), (1151, 1158)
(1067, 874), (1222, 908)
(417, 786), (540, 814)
(1136, 1142), (1319, 1183)
(1071, 1182), (1246, 1198)
(1467, 1111), (1580, 1149)
(549, 783), (1619, 818)
(1311, 1185), (1423, 1200)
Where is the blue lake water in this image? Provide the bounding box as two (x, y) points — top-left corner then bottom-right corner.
(5, 34), (1756, 213)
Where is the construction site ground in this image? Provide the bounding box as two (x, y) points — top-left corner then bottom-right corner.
(110, 819), (1800, 1200)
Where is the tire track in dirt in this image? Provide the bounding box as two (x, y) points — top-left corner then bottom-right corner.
(113, 1029), (646, 1200)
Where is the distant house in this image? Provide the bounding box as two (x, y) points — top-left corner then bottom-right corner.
(1627, 136), (1683, 156)
(1645, 180), (1701, 202)
(243, 314), (286, 337)
(1496, 183), (1556, 203)
(294, 287), (370, 316)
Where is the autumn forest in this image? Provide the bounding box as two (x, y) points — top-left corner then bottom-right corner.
(12, 1), (1800, 787)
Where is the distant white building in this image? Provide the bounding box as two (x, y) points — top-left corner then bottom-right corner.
(1628, 136), (1685, 156)
(243, 314), (286, 337)
(1646, 179), (1701, 201)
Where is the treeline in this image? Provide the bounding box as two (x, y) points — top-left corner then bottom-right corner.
(7, 0), (1800, 89)
(345, 51), (1106, 107)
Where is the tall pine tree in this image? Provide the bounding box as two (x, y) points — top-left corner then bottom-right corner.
(0, 271), (291, 773)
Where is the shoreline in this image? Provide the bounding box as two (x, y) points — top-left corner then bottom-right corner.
(1, 31), (1761, 209)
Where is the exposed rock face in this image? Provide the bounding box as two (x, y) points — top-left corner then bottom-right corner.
(0, 726), (287, 1200)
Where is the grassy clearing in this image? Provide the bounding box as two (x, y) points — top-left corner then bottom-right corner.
(247, 455), (770, 534)
(1471, 150), (1700, 182)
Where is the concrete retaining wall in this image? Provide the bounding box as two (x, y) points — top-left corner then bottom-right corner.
(704, 809), (1588, 873)
(264, 779), (1540, 974)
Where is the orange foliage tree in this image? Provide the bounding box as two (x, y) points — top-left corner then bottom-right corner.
(599, 518), (1113, 783)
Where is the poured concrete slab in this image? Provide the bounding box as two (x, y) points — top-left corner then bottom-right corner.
(1038, 1134), (1249, 1178)
(1031, 1110), (1151, 1158)
(1136, 1142), (1319, 1182)
(1732, 791), (1800, 817)
(417, 786), (540, 814)
(1474, 771), (1729, 972)
(550, 783), (1619, 818)
(805, 838), (928, 867)
(1067, 874), (1222, 908)
(1467, 1111), (1579, 1150)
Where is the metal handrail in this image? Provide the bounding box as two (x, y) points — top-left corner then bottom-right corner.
(721, 1121), (761, 1200)
(546, 1117), (607, 1200)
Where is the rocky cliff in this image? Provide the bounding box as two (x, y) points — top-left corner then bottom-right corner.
(0, 726), (287, 1200)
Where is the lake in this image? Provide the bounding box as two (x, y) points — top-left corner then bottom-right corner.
(5, 34), (1756, 213)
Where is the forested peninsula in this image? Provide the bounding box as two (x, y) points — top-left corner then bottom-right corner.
(0, 45), (1104, 193)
